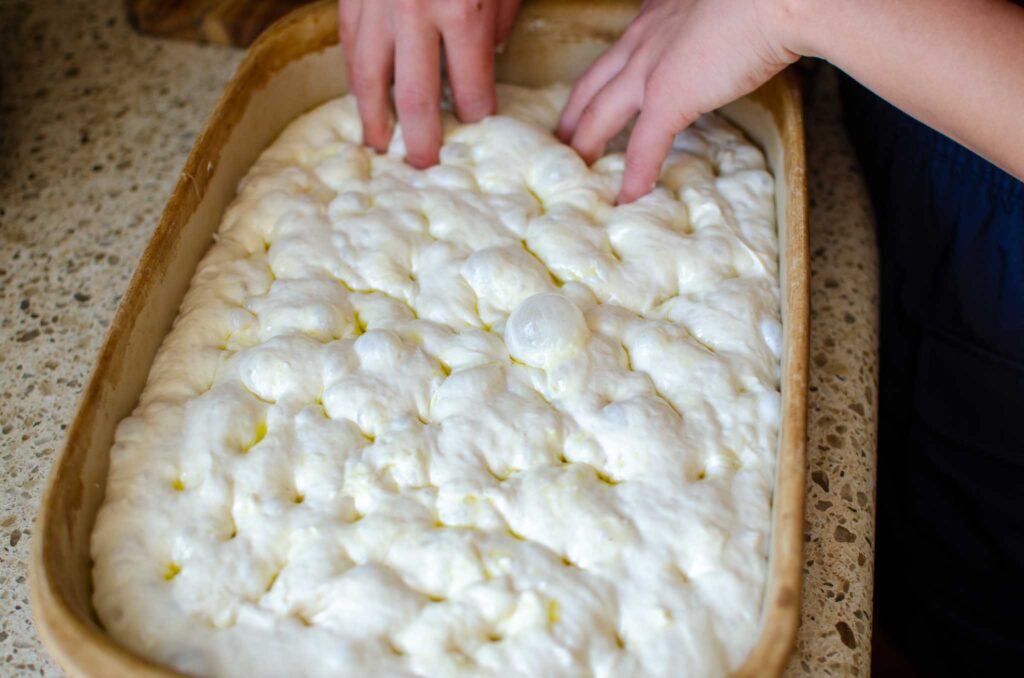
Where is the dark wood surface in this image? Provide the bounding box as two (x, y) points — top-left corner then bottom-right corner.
(127, 0), (318, 47)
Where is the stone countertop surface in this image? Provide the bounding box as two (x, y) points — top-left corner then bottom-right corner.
(0, 1), (878, 674)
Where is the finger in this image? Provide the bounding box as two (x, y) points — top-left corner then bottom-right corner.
(495, 0), (521, 46)
(338, 0), (361, 72)
(555, 14), (651, 143)
(441, 1), (497, 122)
(394, 7), (442, 168)
(351, 1), (395, 152)
(339, 0), (365, 117)
(555, 42), (631, 143)
(569, 66), (644, 164)
(618, 103), (692, 204)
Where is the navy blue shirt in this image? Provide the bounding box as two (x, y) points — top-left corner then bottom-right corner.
(840, 70), (1024, 675)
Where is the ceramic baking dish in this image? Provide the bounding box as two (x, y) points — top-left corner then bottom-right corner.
(30, 1), (808, 675)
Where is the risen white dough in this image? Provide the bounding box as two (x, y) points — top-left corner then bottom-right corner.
(91, 84), (781, 678)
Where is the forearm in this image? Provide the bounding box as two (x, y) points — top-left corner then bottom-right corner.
(781, 0), (1024, 181)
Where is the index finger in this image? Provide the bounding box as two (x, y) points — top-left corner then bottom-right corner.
(555, 41), (631, 143)
(394, 8), (443, 168)
(350, 1), (395, 153)
(618, 104), (693, 204)
(441, 1), (497, 122)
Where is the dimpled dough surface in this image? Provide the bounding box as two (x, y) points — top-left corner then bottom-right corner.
(90, 84), (781, 677)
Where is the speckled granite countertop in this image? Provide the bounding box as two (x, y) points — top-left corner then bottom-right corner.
(0, 1), (878, 674)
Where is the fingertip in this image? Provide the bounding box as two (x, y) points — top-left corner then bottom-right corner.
(616, 173), (643, 205)
(570, 111), (612, 165)
(617, 160), (660, 205)
(616, 147), (661, 204)
(454, 89), (495, 124)
(615, 179), (652, 206)
(395, 99), (442, 168)
(554, 117), (573, 145)
(402, 120), (442, 168)
(406, 144), (440, 169)
(355, 85), (394, 153)
(571, 138), (604, 167)
(556, 98), (585, 147)
(363, 124), (392, 154)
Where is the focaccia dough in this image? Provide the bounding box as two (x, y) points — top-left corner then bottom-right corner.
(91, 84), (781, 678)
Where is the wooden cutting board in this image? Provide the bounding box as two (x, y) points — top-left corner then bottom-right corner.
(127, 0), (320, 47)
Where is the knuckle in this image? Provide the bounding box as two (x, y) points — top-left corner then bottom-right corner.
(640, 79), (668, 107)
(571, 75), (600, 104)
(640, 87), (679, 125)
(620, 55), (649, 83)
(642, 73), (699, 128)
(443, 0), (485, 25)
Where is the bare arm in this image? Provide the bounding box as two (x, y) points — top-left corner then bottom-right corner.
(791, 0), (1024, 184)
(558, 0), (1024, 203)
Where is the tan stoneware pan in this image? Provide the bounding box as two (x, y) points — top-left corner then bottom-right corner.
(30, 1), (808, 675)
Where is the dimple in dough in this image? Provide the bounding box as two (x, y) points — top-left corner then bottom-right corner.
(91, 83), (782, 678)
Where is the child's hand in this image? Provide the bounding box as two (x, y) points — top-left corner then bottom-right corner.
(339, 0), (521, 169)
(556, 0), (799, 203)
